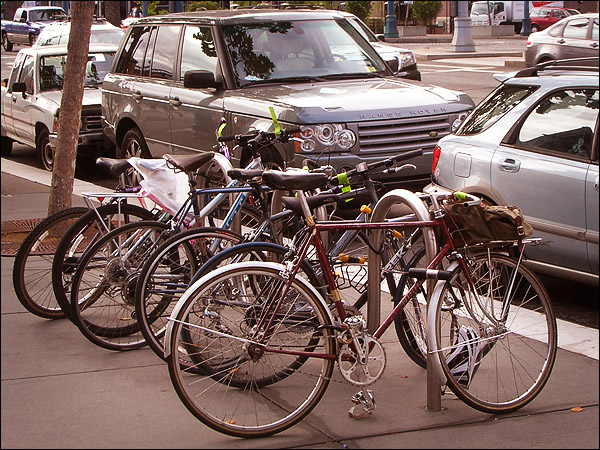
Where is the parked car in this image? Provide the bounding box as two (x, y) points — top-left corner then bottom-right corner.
(339, 11), (420, 80)
(529, 5), (580, 33)
(525, 13), (599, 67)
(33, 17), (124, 47)
(1, 44), (118, 169)
(102, 9), (474, 189)
(425, 58), (599, 285)
(1, 5), (66, 51)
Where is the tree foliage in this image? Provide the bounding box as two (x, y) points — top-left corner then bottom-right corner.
(345, 1), (371, 21)
(185, 1), (220, 11)
(411, 1), (442, 25)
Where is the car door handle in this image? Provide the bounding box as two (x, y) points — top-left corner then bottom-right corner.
(12, 95), (17, 102)
(591, 42), (599, 48)
(558, 39), (565, 44)
(499, 158), (521, 172)
(169, 97), (182, 107)
(132, 91), (143, 100)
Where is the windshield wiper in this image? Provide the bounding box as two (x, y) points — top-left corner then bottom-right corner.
(318, 72), (384, 80)
(243, 75), (328, 87)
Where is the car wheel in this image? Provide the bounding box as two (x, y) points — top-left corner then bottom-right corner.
(28, 33), (36, 46)
(1, 135), (13, 156)
(531, 24), (540, 33)
(36, 128), (54, 171)
(2, 32), (13, 52)
(118, 127), (152, 187)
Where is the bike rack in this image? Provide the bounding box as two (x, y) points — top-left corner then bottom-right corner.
(367, 188), (443, 411)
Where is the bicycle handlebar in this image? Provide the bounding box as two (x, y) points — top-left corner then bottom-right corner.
(217, 127), (302, 145)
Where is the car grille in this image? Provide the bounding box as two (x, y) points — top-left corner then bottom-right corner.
(354, 115), (452, 153)
(80, 109), (103, 133)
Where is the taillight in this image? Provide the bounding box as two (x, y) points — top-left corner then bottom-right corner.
(431, 144), (441, 178)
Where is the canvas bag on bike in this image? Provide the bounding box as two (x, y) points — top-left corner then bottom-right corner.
(445, 202), (533, 243)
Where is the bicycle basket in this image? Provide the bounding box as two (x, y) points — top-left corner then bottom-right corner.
(444, 202), (533, 245)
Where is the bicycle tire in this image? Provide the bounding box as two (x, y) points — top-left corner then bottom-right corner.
(69, 220), (172, 351)
(433, 252), (557, 414)
(12, 207), (89, 319)
(166, 262), (336, 438)
(135, 227), (244, 360)
(51, 203), (155, 322)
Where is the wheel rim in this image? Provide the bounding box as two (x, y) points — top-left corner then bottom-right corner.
(123, 137), (144, 186)
(42, 139), (54, 171)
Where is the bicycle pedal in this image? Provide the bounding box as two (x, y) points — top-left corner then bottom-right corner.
(348, 404), (370, 419)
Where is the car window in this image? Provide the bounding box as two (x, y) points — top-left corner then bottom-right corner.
(7, 52), (25, 91)
(115, 26), (152, 75)
(18, 55), (34, 94)
(149, 25), (179, 80)
(592, 18), (599, 41)
(39, 52), (115, 91)
(530, 9), (540, 18)
(563, 17), (590, 39)
(180, 26), (218, 81)
(540, 8), (551, 18)
(515, 88), (598, 159)
(553, 10), (566, 19)
(28, 9), (65, 21)
(457, 85), (536, 135)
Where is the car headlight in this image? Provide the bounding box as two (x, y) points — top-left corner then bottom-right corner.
(299, 124), (356, 152)
(398, 51), (416, 70)
(451, 111), (471, 133)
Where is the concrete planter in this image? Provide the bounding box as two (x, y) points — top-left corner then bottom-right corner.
(470, 24), (515, 37)
(396, 25), (427, 36)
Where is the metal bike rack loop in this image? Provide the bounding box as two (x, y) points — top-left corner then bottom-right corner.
(367, 188), (442, 411)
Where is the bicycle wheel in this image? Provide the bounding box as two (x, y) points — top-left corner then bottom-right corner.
(52, 203), (155, 321)
(167, 262), (336, 438)
(12, 207), (89, 319)
(135, 227), (243, 360)
(433, 251), (557, 414)
(69, 220), (171, 351)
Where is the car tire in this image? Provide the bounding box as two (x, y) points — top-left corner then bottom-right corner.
(1, 135), (13, 156)
(531, 24), (540, 33)
(28, 33), (36, 46)
(2, 31), (13, 51)
(118, 127), (152, 186)
(36, 128), (54, 171)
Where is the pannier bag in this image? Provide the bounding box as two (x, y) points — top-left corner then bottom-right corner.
(444, 202), (533, 243)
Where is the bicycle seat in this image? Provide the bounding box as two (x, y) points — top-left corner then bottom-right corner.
(262, 170), (328, 192)
(95, 157), (133, 178)
(227, 168), (264, 182)
(163, 152), (215, 173)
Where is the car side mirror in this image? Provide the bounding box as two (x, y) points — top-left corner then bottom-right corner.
(183, 70), (220, 89)
(375, 33), (385, 41)
(11, 82), (27, 93)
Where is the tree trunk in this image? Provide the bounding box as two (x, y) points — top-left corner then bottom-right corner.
(104, 0), (122, 27)
(47, 2), (94, 217)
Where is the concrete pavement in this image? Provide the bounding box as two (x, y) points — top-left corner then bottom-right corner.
(1, 155), (598, 449)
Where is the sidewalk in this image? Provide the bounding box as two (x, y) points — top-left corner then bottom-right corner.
(1, 159), (598, 449)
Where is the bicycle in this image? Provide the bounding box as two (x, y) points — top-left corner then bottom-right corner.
(66, 129), (294, 351)
(135, 139), (425, 363)
(164, 170), (557, 438)
(12, 157), (161, 320)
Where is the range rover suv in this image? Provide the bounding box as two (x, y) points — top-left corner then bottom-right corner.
(102, 9), (474, 188)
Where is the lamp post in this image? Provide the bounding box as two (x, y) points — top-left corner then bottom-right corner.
(450, 0), (475, 52)
(384, 1), (399, 39)
(521, 0), (531, 36)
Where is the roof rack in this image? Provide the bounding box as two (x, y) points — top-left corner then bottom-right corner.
(513, 57), (599, 78)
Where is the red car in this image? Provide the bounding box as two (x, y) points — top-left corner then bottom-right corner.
(529, 6), (580, 32)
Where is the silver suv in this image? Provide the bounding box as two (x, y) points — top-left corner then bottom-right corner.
(426, 58), (599, 285)
(101, 9), (473, 188)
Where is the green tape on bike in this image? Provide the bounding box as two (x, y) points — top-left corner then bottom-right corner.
(455, 191), (467, 201)
(217, 120), (227, 138)
(269, 106), (281, 136)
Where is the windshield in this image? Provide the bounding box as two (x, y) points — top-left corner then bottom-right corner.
(39, 52), (116, 91)
(471, 3), (489, 15)
(222, 18), (387, 87)
(29, 9), (65, 21)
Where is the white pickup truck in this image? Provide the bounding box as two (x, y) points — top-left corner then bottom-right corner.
(1, 43), (117, 170)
